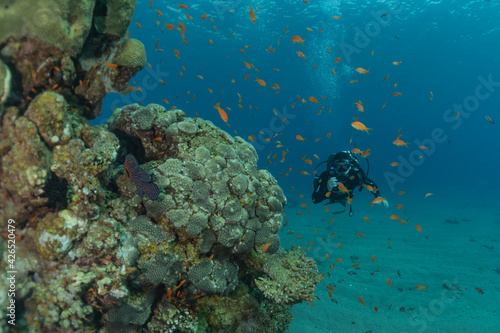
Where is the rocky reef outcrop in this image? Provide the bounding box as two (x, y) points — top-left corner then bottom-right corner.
(0, 0), (144, 119)
(0, 1), (322, 332)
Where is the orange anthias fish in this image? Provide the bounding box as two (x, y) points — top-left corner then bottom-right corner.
(360, 149), (371, 157)
(255, 78), (266, 86)
(262, 242), (272, 253)
(351, 148), (362, 154)
(177, 21), (186, 32)
(424, 192), (433, 198)
(105, 61), (118, 68)
(370, 197), (386, 206)
(389, 215), (399, 220)
(392, 92), (402, 96)
(393, 135), (408, 147)
(123, 86), (135, 94)
(337, 182), (350, 194)
(296, 134), (305, 142)
(214, 103), (228, 122)
(296, 51), (306, 59)
(358, 296), (366, 306)
(351, 120), (372, 134)
(415, 224), (422, 232)
(308, 96), (318, 104)
(249, 5), (256, 23)
(415, 285), (427, 290)
(291, 35), (305, 45)
(334, 57), (341, 63)
(355, 67), (369, 74)
(392, 61), (402, 66)
(354, 100), (364, 112)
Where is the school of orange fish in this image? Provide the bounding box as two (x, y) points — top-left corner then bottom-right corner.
(119, 2), (491, 310)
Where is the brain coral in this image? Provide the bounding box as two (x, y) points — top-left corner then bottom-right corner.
(115, 38), (146, 68)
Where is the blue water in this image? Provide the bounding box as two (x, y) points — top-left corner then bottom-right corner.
(94, 2), (500, 329)
(95, 0), (500, 200)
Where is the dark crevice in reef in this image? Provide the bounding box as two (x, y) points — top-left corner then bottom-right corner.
(41, 171), (68, 210)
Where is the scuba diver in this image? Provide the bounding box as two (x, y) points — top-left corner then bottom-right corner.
(312, 150), (388, 216)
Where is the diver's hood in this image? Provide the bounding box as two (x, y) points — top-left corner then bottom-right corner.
(327, 151), (358, 171)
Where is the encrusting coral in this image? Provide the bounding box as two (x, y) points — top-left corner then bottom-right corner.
(0, 1), (323, 332)
(255, 247), (324, 304)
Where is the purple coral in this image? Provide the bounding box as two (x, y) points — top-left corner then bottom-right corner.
(124, 154), (159, 201)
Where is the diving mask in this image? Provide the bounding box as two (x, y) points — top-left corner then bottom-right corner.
(332, 161), (351, 173)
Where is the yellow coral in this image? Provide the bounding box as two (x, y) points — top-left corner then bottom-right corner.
(115, 38), (146, 68)
(255, 248), (324, 304)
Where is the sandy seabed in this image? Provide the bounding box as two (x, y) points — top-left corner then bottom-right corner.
(280, 193), (500, 333)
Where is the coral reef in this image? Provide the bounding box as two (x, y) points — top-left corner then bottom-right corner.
(0, 1), (322, 332)
(0, 0), (143, 118)
(93, 0), (137, 38)
(0, 0), (95, 55)
(255, 248), (324, 304)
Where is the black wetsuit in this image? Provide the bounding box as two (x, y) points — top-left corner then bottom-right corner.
(312, 162), (380, 204)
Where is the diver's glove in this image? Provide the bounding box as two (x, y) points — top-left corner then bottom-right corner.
(327, 177), (338, 192)
(381, 198), (389, 208)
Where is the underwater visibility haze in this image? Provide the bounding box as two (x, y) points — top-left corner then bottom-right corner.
(0, 0), (499, 332)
